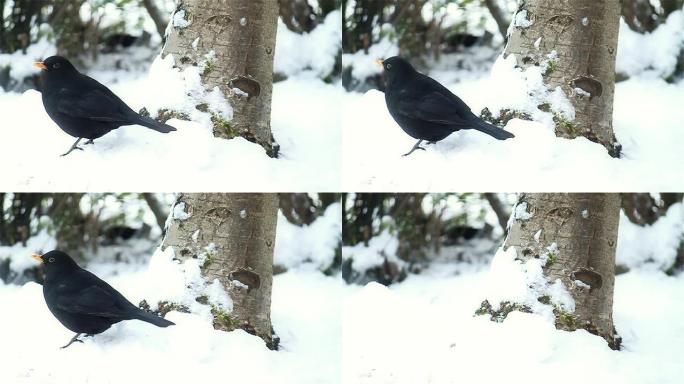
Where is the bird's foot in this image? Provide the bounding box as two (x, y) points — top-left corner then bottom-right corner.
(426, 141), (437, 145)
(61, 138), (84, 157)
(402, 146), (426, 156)
(61, 333), (84, 349)
(402, 140), (426, 157)
(84, 139), (95, 145)
(60, 147), (84, 157)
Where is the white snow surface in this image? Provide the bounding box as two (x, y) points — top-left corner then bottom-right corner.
(0, 210), (341, 384)
(0, 61), (342, 192)
(275, 10), (342, 78)
(171, 9), (190, 28)
(513, 10), (533, 28)
(617, 202), (684, 271)
(0, 39), (56, 82)
(274, 202), (342, 271)
(484, 246), (574, 321)
(0, 230), (56, 274)
(342, 50), (684, 191)
(0, 12), (342, 191)
(617, 10), (684, 78)
(344, 266), (684, 384)
(343, 199), (684, 383)
(342, 230), (405, 274)
(342, 38), (399, 81)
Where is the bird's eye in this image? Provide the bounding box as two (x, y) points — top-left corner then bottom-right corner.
(53, 63), (61, 69)
(386, 64), (392, 70)
(49, 257), (55, 263)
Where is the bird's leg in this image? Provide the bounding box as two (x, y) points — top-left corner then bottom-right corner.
(402, 140), (426, 157)
(61, 138), (84, 157)
(84, 139), (95, 145)
(61, 333), (84, 349)
(426, 141), (437, 145)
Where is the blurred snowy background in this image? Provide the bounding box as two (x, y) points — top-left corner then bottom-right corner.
(0, 192), (342, 383)
(342, 192), (684, 384)
(342, 0), (684, 191)
(0, 0), (342, 191)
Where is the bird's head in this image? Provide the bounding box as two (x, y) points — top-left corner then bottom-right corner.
(33, 56), (78, 74)
(375, 56), (416, 87)
(32, 250), (79, 278)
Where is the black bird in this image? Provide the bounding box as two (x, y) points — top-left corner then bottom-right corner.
(377, 56), (514, 156)
(34, 56), (176, 156)
(32, 250), (174, 349)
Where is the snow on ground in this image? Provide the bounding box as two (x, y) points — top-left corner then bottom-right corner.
(275, 10), (342, 78)
(343, 243), (684, 384)
(617, 202), (684, 271)
(275, 202), (342, 271)
(0, 210), (342, 384)
(342, 17), (684, 191)
(0, 21), (342, 192)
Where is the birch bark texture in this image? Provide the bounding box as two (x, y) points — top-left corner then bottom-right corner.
(162, 193), (279, 348)
(163, 0), (280, 157)
(504, 0), (622, 157)
(505, 193), (621, 349)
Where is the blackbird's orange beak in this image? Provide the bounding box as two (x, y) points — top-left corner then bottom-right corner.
(375, 59), (385, 66)
(33, 61), (47, 70)
(31, 254), (43, 263)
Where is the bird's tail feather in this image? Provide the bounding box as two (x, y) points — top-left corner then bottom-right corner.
(127, 110), (177, 133)
(470, 119), (514, 140)
(134, 310), (175, 327)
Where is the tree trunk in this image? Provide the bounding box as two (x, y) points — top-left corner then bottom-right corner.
(504, 0), (622, 157)
(502, 193), (621, 349)
(161, 193), (279, 349)
(162, 0), (280, 157)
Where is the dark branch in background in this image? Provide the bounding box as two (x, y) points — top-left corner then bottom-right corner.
(620, 193), (682, 226)
(483, 0), (510, 41)
(141, 0), (169, 41)
(621, 0), (659, 33)
(278, 193), (341, 227)
(141, 193), (168, 234)
(279, 193), (318, 226)
(279, 0), (316, 33)
(483, 193), (509, 236)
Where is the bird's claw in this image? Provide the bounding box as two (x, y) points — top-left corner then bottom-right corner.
(61, 335), (84, 349)
(402, 146), (426, 157)
(60, 147), (84, 157)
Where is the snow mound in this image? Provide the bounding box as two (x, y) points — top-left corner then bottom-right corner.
(0, 39), (56, 85)
(617, 10), (684, 78)
(0, 231), (56, 275)
(0, 62), (342, 191)
(342, 65), (684, 191)
(344, 265), (684, 384)
(342, 38), (399, 81)
(342, 231), (405, 274)
(275, 202), (342, 271)
(617, 203), (684, 271)
(275, 10), (342, 78)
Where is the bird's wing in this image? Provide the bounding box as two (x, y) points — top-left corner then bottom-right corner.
(55, 285), (127, 318)
(54, 86), (131, 123)
(396, 91), (474, 128)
